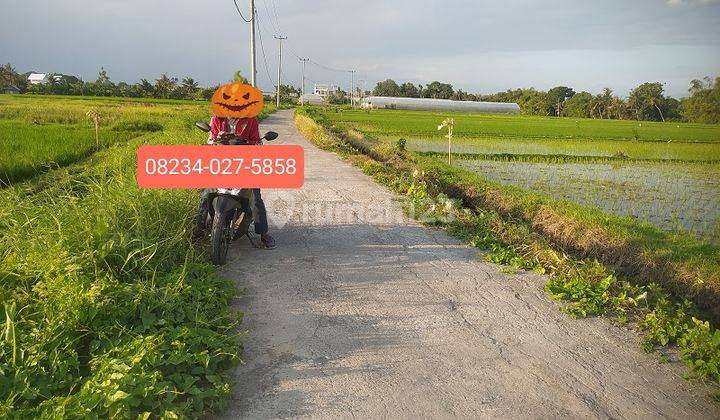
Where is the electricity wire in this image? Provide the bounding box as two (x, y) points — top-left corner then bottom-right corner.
(233, 0), (252, 22)
(261, 0), (281, 35)
(253, 8), (275, 88)
(270, 0), (282, 32)
(233, 0), (357, 92)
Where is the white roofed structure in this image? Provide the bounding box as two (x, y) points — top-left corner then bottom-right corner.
(360, 96), (520, 114)
(300, 93), (326, 105)
(27, 73), (48, 85)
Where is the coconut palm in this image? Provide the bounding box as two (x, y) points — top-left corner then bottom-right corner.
(181, 77), (199, 99)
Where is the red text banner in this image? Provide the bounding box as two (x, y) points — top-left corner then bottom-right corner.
(137, 145), (304, 189)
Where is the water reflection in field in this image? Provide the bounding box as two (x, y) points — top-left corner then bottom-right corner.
(403, 136), (720, 161)
(458, 160), (720, 242)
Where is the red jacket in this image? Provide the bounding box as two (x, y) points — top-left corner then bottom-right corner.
(209, 116), (261, 145)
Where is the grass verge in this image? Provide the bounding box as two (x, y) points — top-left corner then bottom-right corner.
(0, 99), (277, 417)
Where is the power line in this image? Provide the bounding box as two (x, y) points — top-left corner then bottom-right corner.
(255, 3), (298, 89)
(259, 0), (301, 62)
(252, 3), (349, 75)
(267, 0), (283, 36)
(285, 42), (302, 60)
(308, 59), (351, 74)
(233, 0), (252, 22)
(245, 0), (358, 92)
(261, 0), (280, 35)
(270, 0), (282, 31)
(254, 2), (286, 87)
(253, 8), (275, 88)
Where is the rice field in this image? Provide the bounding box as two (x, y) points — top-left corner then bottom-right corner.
(0, 95), (212, 184)
(315, 107), (720, 242)
(0, 121), (140, 184)
(330, 109), (720, 143)
(406, 136), (720, 161)
(458, 160), (720, 241)
(0, 95), (276, 417)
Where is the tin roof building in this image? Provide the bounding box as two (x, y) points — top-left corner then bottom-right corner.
(360, 96), (520, 114)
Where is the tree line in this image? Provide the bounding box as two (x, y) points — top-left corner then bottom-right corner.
(0, 64), (302, 103)
(2, 62), (717, 123)
(0, 64), (217, 100)
(371, 77), (720, 124)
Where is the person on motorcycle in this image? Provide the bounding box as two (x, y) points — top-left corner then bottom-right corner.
(203, 114), (276, 250)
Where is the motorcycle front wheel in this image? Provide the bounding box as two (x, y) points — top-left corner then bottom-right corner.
(210, 212), (233, 265)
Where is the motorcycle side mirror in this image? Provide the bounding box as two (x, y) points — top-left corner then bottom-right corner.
(195, 121), (211, 132)
(263, 131), (279, 141)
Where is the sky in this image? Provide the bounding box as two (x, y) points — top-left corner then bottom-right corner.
(1, 0), (719, 98)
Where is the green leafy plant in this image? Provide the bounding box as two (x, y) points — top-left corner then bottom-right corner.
(0, 96), (279, 417)
(680, 318), (720, 382)
(639, 298), (693, 351)
(295, 107), (720, 399)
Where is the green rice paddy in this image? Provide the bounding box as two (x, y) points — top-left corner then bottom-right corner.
(0, 95), (212, 184)
(0, 94), (276, 417)
(316, 108), (720, 242)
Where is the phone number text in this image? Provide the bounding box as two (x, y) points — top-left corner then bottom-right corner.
(144, 157), (298, 176)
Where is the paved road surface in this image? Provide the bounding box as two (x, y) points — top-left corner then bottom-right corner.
(218, 109), (718, 419)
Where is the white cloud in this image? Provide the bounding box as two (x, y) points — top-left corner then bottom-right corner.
(1, 0), (718, 97)
(667, 0), (719, 6)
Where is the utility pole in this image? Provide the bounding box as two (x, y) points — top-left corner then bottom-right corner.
(349, 70), (356, 107)
(274, 35), (287, 108)
(250, 0), (257, 87)
(299, 58), (309, 95)
(299, 58), (309, 105)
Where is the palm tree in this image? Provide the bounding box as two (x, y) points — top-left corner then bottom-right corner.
(45, 73), (59, 94)
(137, 79), (154, 98)
(154, 74), (177, 99)
(181, 77), (199, 99)
(650, 98), (665, 122)
(0, 63), (16, 85)
(590, 88), (614, 119)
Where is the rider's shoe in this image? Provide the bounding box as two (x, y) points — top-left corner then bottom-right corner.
(260, 234), (276, 250)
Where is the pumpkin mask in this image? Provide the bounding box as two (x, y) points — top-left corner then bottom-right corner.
(211, 82), (264, 118)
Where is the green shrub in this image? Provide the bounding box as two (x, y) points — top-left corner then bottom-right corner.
(680, 318), (720, 382)
(0, 97), (273, 417)
(112, 120), (164, 132)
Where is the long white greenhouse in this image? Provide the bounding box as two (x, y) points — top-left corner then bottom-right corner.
(360, 96), (520, 114)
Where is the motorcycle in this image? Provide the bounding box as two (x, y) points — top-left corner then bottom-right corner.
(194, 121), (278, 265)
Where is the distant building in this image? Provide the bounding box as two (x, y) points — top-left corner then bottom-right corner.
(2, 84), (21, 94)
(300, 83), (343, 105)
(299, 93), (325, 105)
(313, 83), (339, 99)
(27, 73), (48, 85)
(27, 73), (66, 83)
(360, 96), (521, 114)
(313, 84), (329, 98)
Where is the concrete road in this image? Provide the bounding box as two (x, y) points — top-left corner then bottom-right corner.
(218, 109), (718, 419)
